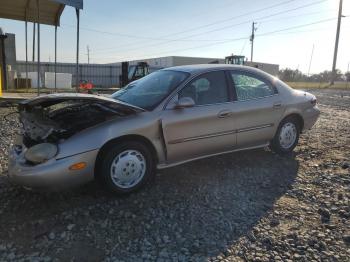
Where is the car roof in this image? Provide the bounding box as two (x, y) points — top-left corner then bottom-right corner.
(163, 64), (253, 73)
(163, 64), (277, 82)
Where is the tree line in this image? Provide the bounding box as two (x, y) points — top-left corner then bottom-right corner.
(278, 68), (350, 82)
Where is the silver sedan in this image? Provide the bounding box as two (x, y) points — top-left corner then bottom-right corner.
(8, 64), (320, 193)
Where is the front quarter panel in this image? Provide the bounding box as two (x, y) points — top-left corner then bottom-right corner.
(55, 111), (165, 163)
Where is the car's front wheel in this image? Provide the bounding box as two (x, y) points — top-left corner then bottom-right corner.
(271, 116), (300, 154)
(97, 141), (154, 194)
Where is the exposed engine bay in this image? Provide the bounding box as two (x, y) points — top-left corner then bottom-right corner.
(20, 103), (119, 146)
(18, 94), (143, 147)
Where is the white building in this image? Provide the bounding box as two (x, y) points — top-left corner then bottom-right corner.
(244, 61), (279, 76)
(111, 56), (279, 76)
(111, 56), (224, 68)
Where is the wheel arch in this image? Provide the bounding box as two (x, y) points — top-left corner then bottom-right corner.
(280, 113), (304, 132)
(94, 134), (158, 177)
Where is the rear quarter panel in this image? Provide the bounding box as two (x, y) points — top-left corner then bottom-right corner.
(276, 80), (319, 131)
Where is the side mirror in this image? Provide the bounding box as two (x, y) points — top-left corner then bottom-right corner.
(175, 97), (195, 109)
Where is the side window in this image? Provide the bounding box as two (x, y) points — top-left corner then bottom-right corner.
(230, 72), (275, 101)
(179, 71), (229, 105)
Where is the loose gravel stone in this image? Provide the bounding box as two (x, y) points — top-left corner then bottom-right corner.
(0, 88), (349, 261)
(67, 224), (75, 231)
(48, 232), (55, 240)
(341, 162), (349, 169)
(343, 234), (350, 245)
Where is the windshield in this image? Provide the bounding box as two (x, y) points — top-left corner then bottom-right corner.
(111, 70), (189, 110)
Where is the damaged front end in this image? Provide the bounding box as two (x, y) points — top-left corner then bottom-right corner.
(16, 93), (144, 163)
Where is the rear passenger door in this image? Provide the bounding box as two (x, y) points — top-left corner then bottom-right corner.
(229, 71), (284, 148)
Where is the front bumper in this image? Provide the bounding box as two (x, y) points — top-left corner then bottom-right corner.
(303, 106), (320, 131)
(8, 146), (98, 191)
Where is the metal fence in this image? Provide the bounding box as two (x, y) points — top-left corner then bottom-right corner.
(14, 61), (162, 88)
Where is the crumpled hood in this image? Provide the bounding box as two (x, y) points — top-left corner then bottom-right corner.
(18, 93), (145, 147)
(19, 93), (145, 113)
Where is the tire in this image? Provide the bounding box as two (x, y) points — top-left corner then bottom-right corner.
(97, 141), (155, 194)
(271, 116), (300, 155)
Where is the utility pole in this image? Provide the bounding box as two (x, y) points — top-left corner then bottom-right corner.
(86, 45), (90, 64)
(75, 8), (80, 92)
(308, 44), (314, 76)
(346, 62), (349, 89)
(250, 22), (257, 62)
(0, 30), (8, 91)
(331, 0), (343, 85)
(32, 22), (35, 61)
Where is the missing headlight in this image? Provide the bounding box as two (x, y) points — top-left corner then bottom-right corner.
(24, 143), (58, 164)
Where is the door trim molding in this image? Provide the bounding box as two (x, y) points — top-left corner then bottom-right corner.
(237, 123), (274, 133)
(168, 129), (236, 144)
(167, 123), (274, 145)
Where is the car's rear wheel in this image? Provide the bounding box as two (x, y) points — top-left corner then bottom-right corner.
(97, 141), (154, 194)
(271, 116), (300, 154)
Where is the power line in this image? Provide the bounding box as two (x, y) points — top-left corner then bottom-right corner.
(89, 0), (301, 52)
(53, 23), (350, 64)
(49, 21), (346, 61)
(61, 24), (235, 43)
(91, 0), (328, 55)
(256, 9), (336, 24)
(97, 17), (337, 62)
(157, 0), (299, 38)
(66, 0), (242, 42)
(240, 39), (248, 55)
(175, 0), (328, 40)
(96, 36), (250, 62)
(255, 17), (336, 37)
(252, 25), (350, 36)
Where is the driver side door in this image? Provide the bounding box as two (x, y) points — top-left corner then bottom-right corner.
(160, 71), (237, 164)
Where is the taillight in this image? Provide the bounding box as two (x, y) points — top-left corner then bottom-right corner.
(311, 98), (317, 106)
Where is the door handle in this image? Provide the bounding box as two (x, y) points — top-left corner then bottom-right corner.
(273, 102), (282, 109)
(217, 109), (232, 118)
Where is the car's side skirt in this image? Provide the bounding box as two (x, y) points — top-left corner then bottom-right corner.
(157, 142), (269, 169)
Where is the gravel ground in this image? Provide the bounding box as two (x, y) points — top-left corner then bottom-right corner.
(0, 88), (349, 261)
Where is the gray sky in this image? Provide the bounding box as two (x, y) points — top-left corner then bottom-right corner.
(0, 0), (349, 73)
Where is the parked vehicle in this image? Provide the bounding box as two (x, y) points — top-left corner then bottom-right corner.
(119, 61), (150, 87)
(225, 54), (279, 75)
(8, 64), (320, 194)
